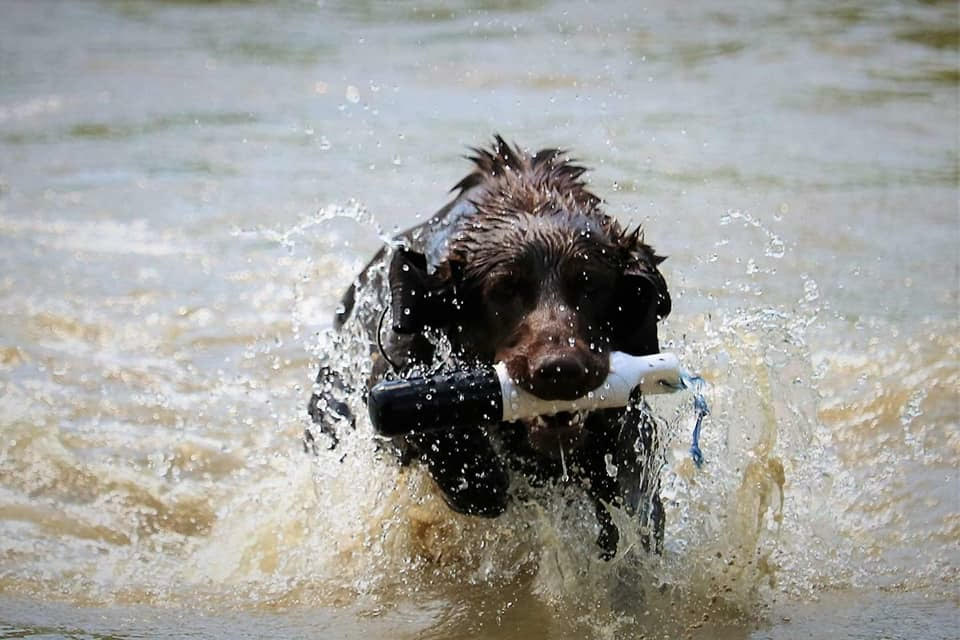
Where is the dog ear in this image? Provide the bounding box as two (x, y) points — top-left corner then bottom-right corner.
(388, 247), (457, 333)
(613, 243), (671, 355)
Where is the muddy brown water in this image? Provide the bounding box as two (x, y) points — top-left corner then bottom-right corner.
(0, 1), (957, 638)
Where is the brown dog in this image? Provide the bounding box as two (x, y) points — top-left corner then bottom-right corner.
(309, 136), (671, 557)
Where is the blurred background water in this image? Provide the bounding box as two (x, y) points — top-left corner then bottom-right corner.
(0, 1), (957, 638)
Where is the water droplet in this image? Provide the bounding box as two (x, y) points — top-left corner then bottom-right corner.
(604, 453), (618, 478)
(765, 237), (785, 259)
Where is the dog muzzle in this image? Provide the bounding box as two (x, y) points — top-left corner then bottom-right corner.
(367, 352), (683, 436)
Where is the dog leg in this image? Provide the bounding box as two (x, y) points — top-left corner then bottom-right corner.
(615, 401), (665, 554)
(406, 427), (510, 518)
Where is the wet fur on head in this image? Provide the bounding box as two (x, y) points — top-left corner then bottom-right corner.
(453, 135), (602, 215)
(394, 136), (671, 363)
(448, 136), (666, 288)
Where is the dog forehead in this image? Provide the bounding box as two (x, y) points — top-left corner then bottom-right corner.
(457, 210), (621, 281)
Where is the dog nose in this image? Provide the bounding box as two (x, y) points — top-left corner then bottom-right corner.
(528, 353), (596, 401)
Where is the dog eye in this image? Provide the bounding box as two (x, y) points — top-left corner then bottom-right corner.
(488, 282), (512, 302)
(568, 273), (614, 310)
(487, 276), (525, 304)
(578, 273), (607, 296)
(581, 278), (603, 294)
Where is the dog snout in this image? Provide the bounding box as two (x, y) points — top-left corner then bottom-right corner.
(527, 350), (604, 401)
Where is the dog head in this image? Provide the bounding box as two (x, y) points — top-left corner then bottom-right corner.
(389, 137), (670, 433)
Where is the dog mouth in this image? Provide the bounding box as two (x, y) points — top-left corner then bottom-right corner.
(537, 411), (584, 431)
(525, 411), (587, 457)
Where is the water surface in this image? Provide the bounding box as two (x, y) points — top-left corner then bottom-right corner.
(0, 0), (957, 638)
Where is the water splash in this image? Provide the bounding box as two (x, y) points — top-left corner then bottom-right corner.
(719, 208), (786, 261)
(2, 197), (954, 639)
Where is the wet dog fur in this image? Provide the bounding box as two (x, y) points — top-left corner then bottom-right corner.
(308, 136), (671, 558)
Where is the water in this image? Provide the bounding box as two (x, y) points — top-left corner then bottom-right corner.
(0, 0), (957, 637)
